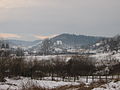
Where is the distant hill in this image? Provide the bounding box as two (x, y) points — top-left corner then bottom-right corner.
(4, 33), (105, 49)
(5, 39), (42, 49)
(51, 33), (105, 48)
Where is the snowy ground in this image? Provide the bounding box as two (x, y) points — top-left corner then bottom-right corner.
(93, 81), (120, 90)
(0, 76), (120, 90)
(1, 76), (118, 90)
(25, 53), (120, 62)
(1, 53), (119, 89)
(91, 53), (120, 61)
(25, 55), (71, 61)
(0, 77), (79, 90)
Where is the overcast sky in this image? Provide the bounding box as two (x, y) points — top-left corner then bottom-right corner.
(0, 0), (120, 40)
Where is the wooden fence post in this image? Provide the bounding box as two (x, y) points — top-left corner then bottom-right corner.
(92, 75), (94, 82)
(118, 74), (120, 80)
(99, 75), (101, 82)
(112, 75), (114, 80)
(105, 75), (108, 82)
(86, 76), (88, 83)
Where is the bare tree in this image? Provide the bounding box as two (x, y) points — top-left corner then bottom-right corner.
(41, 39), (53, 55)
(16, 47), (24, 57)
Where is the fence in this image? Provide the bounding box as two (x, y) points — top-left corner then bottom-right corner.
(41, 74), (120, 83)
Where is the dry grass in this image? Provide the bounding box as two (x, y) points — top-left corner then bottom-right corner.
(22, 85), (47, 90)
(114, 78), (120, 82)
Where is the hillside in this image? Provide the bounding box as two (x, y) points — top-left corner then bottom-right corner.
(4, 34), (105, 50)
(93, 35), (120, 53)
(51, 33), (104, 48)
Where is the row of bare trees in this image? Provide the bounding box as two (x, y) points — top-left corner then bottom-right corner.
(0, 55), (96, 81)
(0, 55), (120, 82)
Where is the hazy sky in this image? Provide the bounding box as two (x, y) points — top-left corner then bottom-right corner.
(0, 0), (120, 40)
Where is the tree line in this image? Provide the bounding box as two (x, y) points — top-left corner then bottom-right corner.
(0, 55), (120, 82)
(0, 55), (95, 81)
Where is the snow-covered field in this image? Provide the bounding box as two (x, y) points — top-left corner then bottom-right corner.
(1, 76), (119, 90)
(25, 55), (71, 61)
(93, 81), (120, 90)
(0, 53), (120, 90)
(91, 53), (120, 61)
(0, 77), (79, 90)
(25, 53), (120, 61)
